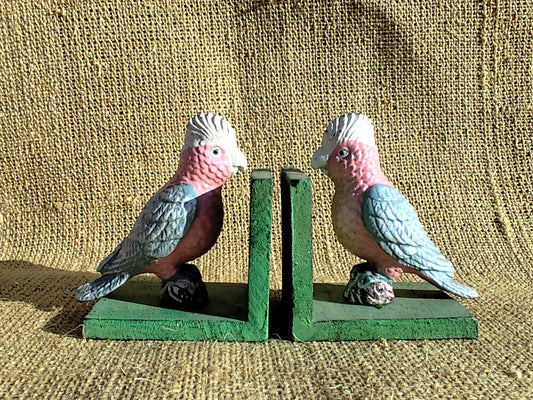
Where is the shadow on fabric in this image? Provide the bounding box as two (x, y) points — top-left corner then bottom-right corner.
(0, 260), (102, 338)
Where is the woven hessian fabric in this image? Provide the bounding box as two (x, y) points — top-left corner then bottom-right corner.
(1, 1), (532, 399)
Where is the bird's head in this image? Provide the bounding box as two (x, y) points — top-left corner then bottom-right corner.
(182, 112), (248, 177)
(311, 113), (376, 179)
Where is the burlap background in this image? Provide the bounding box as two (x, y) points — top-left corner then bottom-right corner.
(1, 1), (532, 399)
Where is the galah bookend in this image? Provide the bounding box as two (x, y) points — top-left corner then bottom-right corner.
(76, 112), (247, 308)
(311, 113), (478, 306)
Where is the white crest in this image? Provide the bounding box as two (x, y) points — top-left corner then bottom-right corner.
(183, 112), (247, 173)
(321, 113), (376, 155)
(183, 112), (238, 150)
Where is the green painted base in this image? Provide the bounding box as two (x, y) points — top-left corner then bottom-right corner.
(301, 281), (478, 341)
(281, 168), (478, 341)
(82, 169), (274, 341)
(83, 280), (259, 340)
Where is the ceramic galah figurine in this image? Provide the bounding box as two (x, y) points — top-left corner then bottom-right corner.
(76, 112), (247, 307)
(311, 113), (478, 306)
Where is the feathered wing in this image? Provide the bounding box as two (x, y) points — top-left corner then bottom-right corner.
(75, 184), (198, 301)
(362, 184), (478, 298)
(98, 183), (198, 274)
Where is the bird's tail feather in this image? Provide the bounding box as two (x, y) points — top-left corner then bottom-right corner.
(423, 270), (478, 299)
(96, 241), (124, 272)
(75, 272), (130, 301)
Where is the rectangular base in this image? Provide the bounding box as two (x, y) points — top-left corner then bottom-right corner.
(82, 169), (273, 341)
(280, 168), (477, 341)
(83, 280), (263, 341)
(291, 281), (478, 341)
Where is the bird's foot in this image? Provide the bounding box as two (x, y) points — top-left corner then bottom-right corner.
(160, 264), (208, 311)
(343, 263), (395, 307)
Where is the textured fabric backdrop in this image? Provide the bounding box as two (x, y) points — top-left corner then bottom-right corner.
(1, 1), (532, 399)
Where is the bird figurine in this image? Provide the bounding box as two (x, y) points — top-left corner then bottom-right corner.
(76, 112), (247, 309)
(311, 113), (478, 306)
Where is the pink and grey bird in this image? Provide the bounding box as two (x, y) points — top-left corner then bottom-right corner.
(311, 113), (478, 306)
(76, 112), (247, 304)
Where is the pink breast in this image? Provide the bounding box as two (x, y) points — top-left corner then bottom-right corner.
(173, 189), (223, 262)
(332, 190), (396, 266)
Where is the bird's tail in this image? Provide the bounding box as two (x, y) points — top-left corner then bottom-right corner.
(75, 272), (130, 301)
(423, 270), (478, 299)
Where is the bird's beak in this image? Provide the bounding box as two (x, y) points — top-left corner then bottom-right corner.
(231, 149), (248, 173)
(311, 147), (329, 174)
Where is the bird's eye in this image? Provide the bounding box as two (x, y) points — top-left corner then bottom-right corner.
(212, 147), (221, 156)
(338, 148), (349, 158)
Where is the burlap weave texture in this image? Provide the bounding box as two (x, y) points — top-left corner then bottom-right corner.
(0, 1), (532, 399)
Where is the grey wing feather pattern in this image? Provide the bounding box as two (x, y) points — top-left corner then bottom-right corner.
(98, 183), (198, 275)
(362, 184), (478, 298)
(362, 184), (453, 273)
(75, 184), (198, 301)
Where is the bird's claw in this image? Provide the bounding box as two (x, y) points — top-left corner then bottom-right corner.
(344, 263), (395, 307)
(160, 264), (208, 310)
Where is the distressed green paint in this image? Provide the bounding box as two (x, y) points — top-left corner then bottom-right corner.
(308, 282), (478, 340)
(280, 168), (478, 341)
(281, 169), (314, 337)
(247, 169), (273, 338)
(82, 169), (273, 341)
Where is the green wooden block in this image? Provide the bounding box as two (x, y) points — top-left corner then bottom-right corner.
(280, 168), (478, 341)
(83, 169), (273, 341)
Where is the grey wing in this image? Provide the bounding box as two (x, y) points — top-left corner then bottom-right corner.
(361, 184), (454, 274)
(97, 184), (198, 275)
